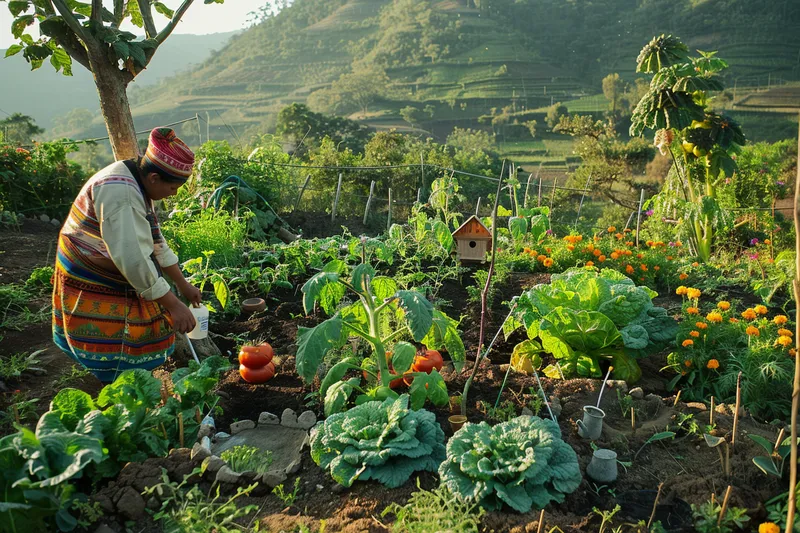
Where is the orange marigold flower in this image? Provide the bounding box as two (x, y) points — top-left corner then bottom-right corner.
(576, 235), (583, 242)
(566, 244), (575, 251)
(777, 335), (793, 347)
(593, 248), (602, 257)
(706, 312), (723, 323)
(679, 273), (688, 280)
(598, 255), (606, 262)
(543, 258), (554, 268)
(742, 308), (757, 320)
(686, 307), (700, 315)
(696, 321), (708, 330)
(615, 233), (623, 240)
(717, 301), (731, 311)
(689, 330), (700, 337)
(774, 315), (789, 325)
(778, 328), (793, 337)
(586, 261), (595, 267)
(754, 304), (768, 315)
(610, 252), (620, 260)
(523, 247), (531, 253)
(764, 239), (772, 245)
(545, 247), (552, 253)
(607, 226), (616, 233)
(729, 318), (739, 323)
(624, 228), (632, 233)
(640, 264), (648, 271)
(707, 359), (720, 370)
(676, 286), (688, 296)
(691, 261), (699, 267)
(790, 349), (797, 357)
(646, 240), (654, 247)
(746, 325), (760, 336)
(686, 288), (701, 299)
(654, 265), (660, 271)
(626, 264), (635, 275)
(626, 241), (634, 247)
(637, 253), (644, 259)
(676, 241), (683, 247)
(759, 522), (780, 533)
(639, 276), (645, 282)
(625, 250), (634, 256)
(537, 254), (547, 262)
(594, 236), (601, 242)
(667, 255), (673, 261)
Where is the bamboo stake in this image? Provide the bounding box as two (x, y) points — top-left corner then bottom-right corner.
(787, 115), (800, 533)
(536, 509), (545, 533)
(631, 407), (636, 433)
(635, 188), (645, 247)
(293, 175), (310, 212)
(550, 177), (558, 209)
(416, 187), (422, 204)
(331, 173), (343, 221)
(195, 406), (202, 424)
(178, 414), (185, 448)
(775, 428), (786, 453)
(718, 486), (732, 527)
(387, 188), (393, 230)
(475, 197), (482, 216)
(710, 396), (715, 426)
(575, 174), (592, 227)
(732, 372), (742, 448)
(537, 175), (543, 207)
(523, 173), (534, 209)
(647, 483), (664, 529)
(363, 180), (376, 225)
(12, 403), (20, 426)
(673, 389), (682, 407)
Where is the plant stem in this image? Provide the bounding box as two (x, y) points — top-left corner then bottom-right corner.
(786, 117), (800, 533)
(718, 485), (732, 527)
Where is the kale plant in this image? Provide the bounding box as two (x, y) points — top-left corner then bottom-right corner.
(438, 416), (581, 512)
(310, 395), (446, 488)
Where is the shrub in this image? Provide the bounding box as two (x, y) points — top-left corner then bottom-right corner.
(438, 416), (581, 513)
(310, 395), (446, 488)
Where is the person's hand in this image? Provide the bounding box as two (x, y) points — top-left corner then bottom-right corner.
(165, 300), (196, 334)
(179, 282), (202, 306)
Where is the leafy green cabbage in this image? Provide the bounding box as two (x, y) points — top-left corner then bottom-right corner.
(438, 416), (581, 513)
(310, 395), (446, 488)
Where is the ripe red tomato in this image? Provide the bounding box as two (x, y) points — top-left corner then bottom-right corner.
(411, 349), (444, 373)
(238, 343), (273, 368)
(362, 351), (405, 388)
(239, 361), (275, 383)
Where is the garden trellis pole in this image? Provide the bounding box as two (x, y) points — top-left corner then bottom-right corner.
(550, 177), (558, 212)
(387, 188), (393, 230)
(523, 173), (533, 209)
(635, 189), (645, 247)
(537, 174), (543, 207)
(574, 174), (592, 227)
(331, 173), (343, 221)
(363, 181), (376, 226)
(475, 197), (482, 216)
(195, 113), (202, 145)
(293, 175), (310, 212)
(786, 115), (800, 533)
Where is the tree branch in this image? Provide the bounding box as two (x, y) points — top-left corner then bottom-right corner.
(91, 0), (102, 22)
(112, 0), (124, 27)
(57, 35), (91, 71)
(136, 0), (158, 38)
(155, 0), (194, 44)
(51, 0), (90, 42)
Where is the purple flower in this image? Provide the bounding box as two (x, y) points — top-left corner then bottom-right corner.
(749, 253), (759, 260)
(546, 229), (553, 235)
(668, 241), (675, 247)
(777, 181), (785, 186)
(750, 238), (759, 245)
(645, 209), (654, 216)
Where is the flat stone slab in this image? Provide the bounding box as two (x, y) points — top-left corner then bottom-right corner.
(210, 425), (309, 483)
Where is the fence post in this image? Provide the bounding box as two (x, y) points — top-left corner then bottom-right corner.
(417, 188), (422, 204)
(523, 173), (533, 209)
(537, 174), (544, 207)
(331, 173), (343, 221)
(420, 153), (425, 193)
(293, 175), (310, 212)
(195, 114), (202, 146)
(205, 111), (210, 141)
(363, 180), (376, 226)
(574, 174), (592, 228)
(635, 188), (645, 247)
(475, 196), (482, 216)
(550, 177), (558, 210)
(387, 188), (393, 231)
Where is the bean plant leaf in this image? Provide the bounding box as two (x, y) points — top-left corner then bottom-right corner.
(752, 456), (781, 477)
(432, 220), (453, 251)
(408, 369), (448, 410)
(391, 342), (416, 375)
(395, 290), (433, 341)
(508, 216), (528, 241)
(747, 434), (775, 454)
(296, 316), (347, 383)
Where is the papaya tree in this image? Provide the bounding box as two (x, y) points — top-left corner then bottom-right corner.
(3, 0), (224, 159)
(630, 35), (745, 262)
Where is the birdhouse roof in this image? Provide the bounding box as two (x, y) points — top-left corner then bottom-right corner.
(452, 215), (491, 239)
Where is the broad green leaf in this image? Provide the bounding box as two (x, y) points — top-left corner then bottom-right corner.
(4, 44), (23, 57)
(753, 456), (781, 477)
(371, 276), (397, 301)
(324, 379), (356, 417)
(295, 316), (346, 383)
(153, 1), (174, 17)
(112, 40), (130, 60)
(212, 278), (228, 309)
(510, 340), (542, 374)
(49, 389), (96, 431)
(747, 434), (775, 454)
(320, 357), (359, 400)
(7, 1), (29, 16)
(610, 351), (641, 383)
(11, 15), (34, 38)
(391, 342), (415, 375)
(646, 431), (675, 444)
(124, 0), (143, 27)
(97, 369), (161, 410)
(351, 263), (376, 294)
(128, 42), (146, 67)
(432, 220), (453, 250)
(323, 259), (346, 274)
(425, 369), (449, 407)
(703, 434), (725, 448)
(503, 314), (524, 340)
(529, 214), (549, 242)
(395, 290), (433, 341)
(301, 271), (340, 315)
(508, 216), (527, 241)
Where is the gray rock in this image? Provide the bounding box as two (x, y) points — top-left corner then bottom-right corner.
(230, 420), (255, 435)
(281, 408), (298, 428)
(316, 484), (324, 492)
(201, 415), (216, 428)
(191, 442), (211, 461)
(258, 412), (280, 425)
(115, 486), (146, 520)
(203, 455), (226, 474)
(549, 396), (563, 418)
(215, 465), (243, 484)
(332, 483), (347, 494)
(644, 393), (662, 403)
(285, 457), (302, 475)
(197, 424), (214, 440)
(261, 471), (287, 488)
(296, 411), (317, 429)
(95, 525), (116, 533)
(213, 431), (231, 441)
(39, 214), (50, 223)
(629, 387), (644, 400)
(50, 218), (61, 227)
(607, 380), (628, 393)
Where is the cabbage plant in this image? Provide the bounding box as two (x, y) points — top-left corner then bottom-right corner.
(310, 395), (446, 488)
(439, 416), (581, 512)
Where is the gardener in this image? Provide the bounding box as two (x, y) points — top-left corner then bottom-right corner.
(52, 127), (201, 383)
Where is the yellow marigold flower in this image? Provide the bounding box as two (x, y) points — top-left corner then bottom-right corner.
(676, 286), (688, 295)
(576, 235), (583, 242)
(594, 236), (601, 242)
(610, 252), (619, 260)
(689, 330), (700, 338)
(777, 335), (793, 347)
(537, 254), (547, 262)
(586, 261), (594, 267)
(607, 226), (616, 233)
(624, 228), (632, 233)
(759, 522), (780, 533)
(626, 264), (635, 275)
(586, 243), (595, 252)
(729, 318), (739, 323)
(717, 301), (731, 311)
(778, 328), (793, 337)
(625, 241), (634, 247)
(598, 255), (606, 262)
(679, 273), (688, 280)
(566, 244), (575, 251)
(706, 312), (723, 323)
(593, 248), (602, 257)
(543, 258), (554, 268)
(707, 359), (720, 370)
(687, 307), (700, 315)
(746, 325), (760, 337)
(696, 322), (708, 330)
(774, 315), (789, 325)
(640, 264), (648, 271)
(741, 308), (757, 320)
(686, 288), (701, 299)
(545, 247), (552, 253)
(754, 304), (768, 315)
(691, 261), (699, 267)
(523, 247), (531, 253)
(764, 239), (772, 245)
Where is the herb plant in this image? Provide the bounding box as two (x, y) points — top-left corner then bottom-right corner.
(381, 480), (485, 533)
(220, 445), (274, 474)
(438, 416), (581, 512)
(310, 395), (446, 488)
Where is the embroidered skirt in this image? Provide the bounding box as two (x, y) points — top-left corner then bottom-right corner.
(52, 237), (174, 383)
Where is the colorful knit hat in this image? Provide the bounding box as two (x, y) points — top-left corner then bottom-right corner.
(143, 127), (194, 181)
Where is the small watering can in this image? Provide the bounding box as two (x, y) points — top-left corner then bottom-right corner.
(576, 405), (605, 440)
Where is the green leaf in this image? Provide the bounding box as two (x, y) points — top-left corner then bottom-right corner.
(153, 1), (174, 17)
(395, 290), (433, 342)
(351, 263), (376, 294)
(753, 456), (781, 477)
(11, 15), (33, 38)
(371, 276), (397, 301)
(646, 431), (675, 444)
(7, 1), (30, 16)
(49, 46), (72, 75)
(432, 220), (453, 250)
(510, 340), (542, 374)
(212, 278), (229, 310)
(112, 40), (130, 60)
(124, 0), (143, 27)
(391, 342), (415, 375)
(320, 357), (359, 400)
(747, 434), (775, 455)
(508, 216), (528, 241)
(425, 369), (449, 407)
(324, 378), (357, 417)
(610, 351), (641, 383)
(301, 271), (341, 315)
(4, 44), (24, 57)
(49, 389), (96, 431)
(97, 369), (162, 410)
(295, 316), (347, 383)
(127, 42), (146, 67)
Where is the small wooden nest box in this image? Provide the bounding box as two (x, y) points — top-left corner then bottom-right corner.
(452, 215), (491, 262)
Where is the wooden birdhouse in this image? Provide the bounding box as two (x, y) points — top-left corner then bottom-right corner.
(452, 215), (491, 262)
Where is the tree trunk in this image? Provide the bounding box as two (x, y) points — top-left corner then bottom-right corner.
(89, 52), (138, 160)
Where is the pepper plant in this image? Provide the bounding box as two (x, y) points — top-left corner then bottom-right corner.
(630, 35), (745, 262)
(297, 260), (465, 415)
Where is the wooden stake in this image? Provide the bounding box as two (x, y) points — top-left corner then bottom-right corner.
(387, 188), (393, 230)
(775, 428), (786, 453)
(331, 173), (343, 221)
(718, 485), (732, 527)
(537, 175), (543, 207)
(293, 175), (310, 212)
(536, 509), (545, 533)
(523, 173), (533, 209)
(363, 180), (376, 225)
(673, 389), (682, 407)
(195, 406), (202, 424)
(475, 196), (482, 216)
(648, 483), (664, 529)
(416, 187), (422, 204)
(550, 177), (558, 210)
(178, 414), (185, 448)
(631, 407), (636, 433)
(732, 372), (742, 449)
(710, 396), (715, 426)
(635, 188), (645, 247)
(12, 403), (20, 426)
(789, 115), (800, 533)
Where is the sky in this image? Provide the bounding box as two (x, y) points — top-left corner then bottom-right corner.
(0, 0), (268, 48)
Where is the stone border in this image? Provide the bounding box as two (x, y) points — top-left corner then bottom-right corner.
(191, 408), (317, 487)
